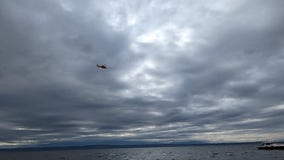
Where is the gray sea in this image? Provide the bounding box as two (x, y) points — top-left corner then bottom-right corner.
(1, 144), (284, 160)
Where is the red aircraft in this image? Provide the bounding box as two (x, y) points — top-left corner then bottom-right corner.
(97, 64), (107, 69)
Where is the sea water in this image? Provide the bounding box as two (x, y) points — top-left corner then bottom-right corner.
(1, 144), (284, 160)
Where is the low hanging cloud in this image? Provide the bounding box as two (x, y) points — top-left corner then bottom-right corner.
(0, 0), (284, 148)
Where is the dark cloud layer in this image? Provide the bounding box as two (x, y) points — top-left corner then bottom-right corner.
(0, 0), (284, 148)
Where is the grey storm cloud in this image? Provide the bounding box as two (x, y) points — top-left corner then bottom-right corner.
(0, 0), (284, 147)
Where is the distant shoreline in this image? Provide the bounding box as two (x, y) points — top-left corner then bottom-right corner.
(0, 142), (261, 152)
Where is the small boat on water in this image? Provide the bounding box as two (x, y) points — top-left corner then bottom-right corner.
(258, 142), (284, 150)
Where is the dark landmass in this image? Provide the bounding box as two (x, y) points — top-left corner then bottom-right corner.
(0, 142), (260, 152)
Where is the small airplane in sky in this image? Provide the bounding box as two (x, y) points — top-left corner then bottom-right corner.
(97, 64), (107, 69)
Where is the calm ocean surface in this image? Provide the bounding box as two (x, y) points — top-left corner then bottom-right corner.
(1, 144), (284, 160)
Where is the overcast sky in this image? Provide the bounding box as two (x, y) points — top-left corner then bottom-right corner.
(1, 0), (284, 148)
